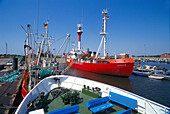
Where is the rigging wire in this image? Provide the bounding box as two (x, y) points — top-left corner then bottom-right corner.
(52, 35), (69, 53)
(37, 0), (39, 36)
(53, 35), (67, 44)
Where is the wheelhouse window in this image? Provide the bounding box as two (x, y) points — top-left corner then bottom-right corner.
(95, 61), (101, 63)
(102, 61), (110, 63)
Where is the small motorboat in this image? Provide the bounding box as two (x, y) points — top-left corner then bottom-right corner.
(148, 70), (165, 80)
(148, 75), (164, 80)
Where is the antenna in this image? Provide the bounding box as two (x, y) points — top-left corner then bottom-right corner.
(81, 8), (83, 25)
(6, 42), (7, 55)
(37, 0), (40, 36)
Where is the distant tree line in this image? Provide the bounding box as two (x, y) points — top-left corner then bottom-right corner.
(0, 54), (23, 58)
(136, 55), (161, 57)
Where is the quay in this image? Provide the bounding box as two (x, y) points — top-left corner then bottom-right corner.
(0, 69), (23, 114)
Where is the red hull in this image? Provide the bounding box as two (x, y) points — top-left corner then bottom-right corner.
(66, 58), (134, 77)
(22, 83), (29, 98)
(22, 71), (29, 98)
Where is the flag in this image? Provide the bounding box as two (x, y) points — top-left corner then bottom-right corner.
(105, 15), (109, 19)
(44, 24), (48, 28)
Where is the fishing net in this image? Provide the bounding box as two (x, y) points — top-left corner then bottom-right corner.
(0, 70), (19, 82)
(39, 69), (53, 78)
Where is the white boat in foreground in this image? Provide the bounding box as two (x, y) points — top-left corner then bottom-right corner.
(15, 75), (170, 114)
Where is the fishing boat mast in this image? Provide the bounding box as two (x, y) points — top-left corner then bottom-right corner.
(96, 9), (109, 58)
(22, 24), (33, 91)
(37, 18), (55, 66)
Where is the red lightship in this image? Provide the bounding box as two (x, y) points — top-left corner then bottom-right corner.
(65, 9), (134, 77)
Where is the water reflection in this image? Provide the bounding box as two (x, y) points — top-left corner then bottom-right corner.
(64, 66), (133, 92)
(61, 62), (170, 107)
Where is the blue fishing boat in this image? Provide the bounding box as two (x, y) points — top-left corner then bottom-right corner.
(133, 69), (154, 77)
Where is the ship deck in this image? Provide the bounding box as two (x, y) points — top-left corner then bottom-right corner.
(28, 87), (139, 114)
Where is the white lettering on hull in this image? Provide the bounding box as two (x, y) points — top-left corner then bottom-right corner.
(117, 64), (126, 66)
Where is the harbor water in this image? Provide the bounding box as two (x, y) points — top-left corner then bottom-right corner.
(64, 62), (170, 108)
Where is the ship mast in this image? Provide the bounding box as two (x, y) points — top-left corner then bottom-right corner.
(96, 9), (109, 58)
(21, 24), (33, 91)
(101, 9), (108, 57)
(37, 18), (55, 66)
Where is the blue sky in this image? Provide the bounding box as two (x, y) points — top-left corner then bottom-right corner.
(0, 0), (169, 56)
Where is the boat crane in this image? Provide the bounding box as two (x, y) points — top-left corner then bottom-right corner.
(54, 33), (70, 58)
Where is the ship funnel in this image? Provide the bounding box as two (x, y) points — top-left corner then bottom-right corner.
(77, 24), (83, 51)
